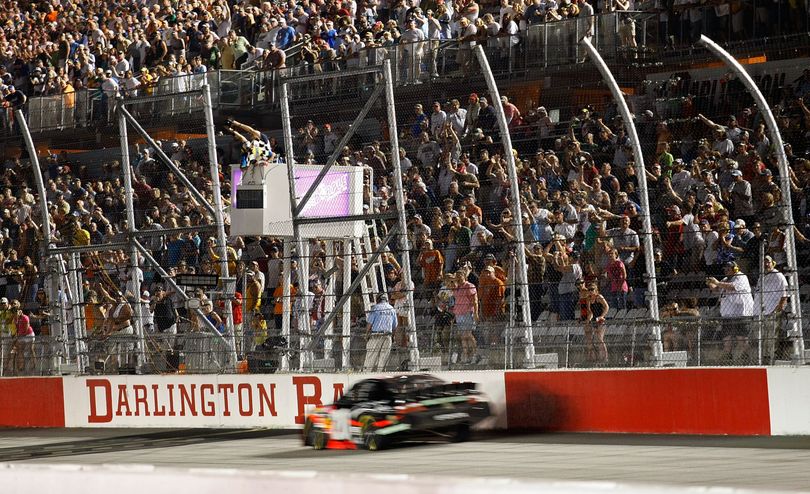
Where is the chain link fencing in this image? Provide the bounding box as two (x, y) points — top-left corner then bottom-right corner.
(8, 38), (809, 375)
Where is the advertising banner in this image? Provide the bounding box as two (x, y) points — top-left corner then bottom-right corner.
(62, 371), (507, 429)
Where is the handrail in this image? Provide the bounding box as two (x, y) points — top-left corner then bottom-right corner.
(9, 10), (810, 134)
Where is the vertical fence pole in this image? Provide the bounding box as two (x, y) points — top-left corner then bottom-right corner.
(324, 241), (337, 360)
(342, 240), (352, 370)
(281, 240), (292, 372)
(580, 37), (663, 362)
(698, 35), (804, 363)
(474, 46), (536, 368)
(382, 59), (419, 370)
(67, 253), (87, 372)
(202, 83), (237, 368)
(758, 240), (765, 365)
(16, 109), (63, 375)
(117, 104), (146, 370)
(279, 81), (313, 370)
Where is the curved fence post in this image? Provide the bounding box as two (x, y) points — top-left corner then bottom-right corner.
(698, 35), (804, 363)
(474, 45), (535, 368)
(580, 36), (663, 363)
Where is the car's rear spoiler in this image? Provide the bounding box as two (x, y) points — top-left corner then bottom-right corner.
(405, 382), (480, 401)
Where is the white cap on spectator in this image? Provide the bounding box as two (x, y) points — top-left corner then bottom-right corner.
(735, 219), (746, 229)
(731, 169), (743, 177)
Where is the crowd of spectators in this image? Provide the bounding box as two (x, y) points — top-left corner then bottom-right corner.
(0, 0), (808, 370)
(5, 0), (808, 131)
(0, 74), (807, 372)
(0, 74), (808, 372)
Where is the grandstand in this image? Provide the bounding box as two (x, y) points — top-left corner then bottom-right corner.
(0, 0), (809, 376)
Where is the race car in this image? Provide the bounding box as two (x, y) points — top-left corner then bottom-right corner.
(302, 374), (491, 450)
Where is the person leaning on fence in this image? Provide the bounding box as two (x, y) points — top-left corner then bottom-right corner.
(364, 293), (397, 373)
(755, 255), (789, 364)
(707, 261), (754, 364)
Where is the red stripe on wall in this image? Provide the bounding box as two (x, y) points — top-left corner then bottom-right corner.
(505, 369), (770, 435)
(0, 377), (65, 427)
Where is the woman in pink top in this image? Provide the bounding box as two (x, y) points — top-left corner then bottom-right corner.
(605, 248), (628, 310)
(452, 269), (479, 364)
(13, 307), (35, 375)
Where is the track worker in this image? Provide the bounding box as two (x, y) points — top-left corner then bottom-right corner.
(364, 293), (397, 372)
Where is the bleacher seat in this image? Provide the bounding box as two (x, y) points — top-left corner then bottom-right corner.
(533, 352), (559, 369)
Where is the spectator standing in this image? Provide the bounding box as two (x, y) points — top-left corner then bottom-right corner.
(273, 274), (296, 330)
(578, 281), (609, 364)
(608, 215), (639, 266)
(707, 261), (754, 363)
(727, 169), (754, 226)
(429, 101), (447, 138)
(556, 249), (583, 321)
(604, 248), (628, 310)
(388, 269), (414, 349)
(364, 293), (397, 372)
(245, 271), (263, 329)
(0, 297), (13, 375)
(12, 305), (35, 375)
(152, 286), (178, 350)
(452, 269), (480, 364)
(418, 239), (445, 289)
(478, 265), (506, 346)
(755, 256), (789, 364)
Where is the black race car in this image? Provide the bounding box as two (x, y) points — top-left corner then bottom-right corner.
(302, 374), (491, 450)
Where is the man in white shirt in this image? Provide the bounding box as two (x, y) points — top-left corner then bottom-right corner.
(112, 54), (130, 79)
(707, 261), (754, 363)
(429, 101), (447, 137)
(445, 98), (467, 136)
(400, 19), (426, 82)
(607, 215), (639, 266)
(755, 256), (789, 363)
(122, 70), (141, 98)
(456, 17), (477, 75)
(469, 214), (494, 250)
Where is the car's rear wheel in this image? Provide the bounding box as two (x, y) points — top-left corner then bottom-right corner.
(365, 431), (388, 451)
(302, 418), (314, 446)
(312, 430), (328, 450)
(451, 423), (470, 443)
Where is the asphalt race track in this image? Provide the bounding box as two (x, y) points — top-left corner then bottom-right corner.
(1, 429), (809, 491)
